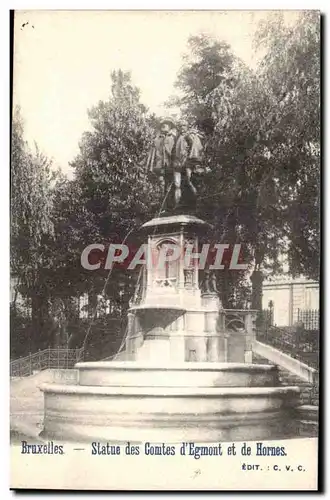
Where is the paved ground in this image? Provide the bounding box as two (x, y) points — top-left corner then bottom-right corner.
(10, 370), (53, 442)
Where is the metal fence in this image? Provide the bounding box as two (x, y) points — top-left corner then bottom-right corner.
(297, 308), (319, 331)
(10, 347), (84, 377)
(258, 308), (274, 329)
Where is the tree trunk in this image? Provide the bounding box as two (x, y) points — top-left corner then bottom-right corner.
(88, 291), (98, 319)
(30, 290), (49, 352)
(12, 282), (19, 310)
(251, 270), (264, 311)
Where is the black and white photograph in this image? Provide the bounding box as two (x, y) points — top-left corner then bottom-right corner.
(10, 9), (320, 490)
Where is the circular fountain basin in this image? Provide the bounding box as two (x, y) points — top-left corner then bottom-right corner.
(40, 361), (301, 443)
(76, 361), (280, 388)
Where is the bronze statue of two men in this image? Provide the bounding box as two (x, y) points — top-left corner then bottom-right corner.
(146, 117), (206, 210)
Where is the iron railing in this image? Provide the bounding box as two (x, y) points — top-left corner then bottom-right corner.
(10, 347), (84, 377)
(297, 308), (319, 331)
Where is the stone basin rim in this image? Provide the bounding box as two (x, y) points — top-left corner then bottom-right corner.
(40, 383), (300, 396)
(75, 361), (278, 372)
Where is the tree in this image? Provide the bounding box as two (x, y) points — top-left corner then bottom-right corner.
(168, 15), (320, 310)
(72, 70), (160, 233)
(168, 35), (261, 306)
(167, 34), (238, 135)
(68, 70), (160, 326)
(255, 11), (320, 279)
(11, 107), (57, 350)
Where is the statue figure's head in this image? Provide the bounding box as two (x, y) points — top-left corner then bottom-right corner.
(178, 119), (189, 134)
(159, 117), (175, 134)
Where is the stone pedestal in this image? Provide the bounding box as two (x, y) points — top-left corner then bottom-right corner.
(125, 214), (260, 365)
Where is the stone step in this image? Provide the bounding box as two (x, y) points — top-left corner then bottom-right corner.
(296, 405), (319, 422)
(296, 405), (319, 437)
(253, 351), (318, 406)
(278, 368), (319, 406)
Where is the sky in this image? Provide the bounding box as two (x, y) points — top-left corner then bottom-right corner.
(13, 10), (299, 177)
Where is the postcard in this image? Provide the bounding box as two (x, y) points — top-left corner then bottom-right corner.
(10, 9), (320, 491)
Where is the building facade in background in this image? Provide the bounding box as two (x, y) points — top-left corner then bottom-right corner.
(262, 276), (319, 328)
